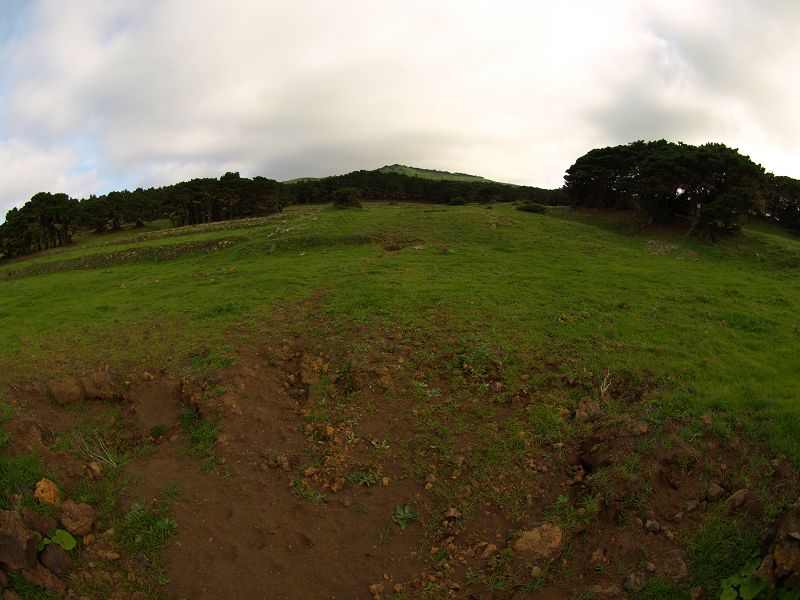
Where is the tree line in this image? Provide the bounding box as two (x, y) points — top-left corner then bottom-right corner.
(2, 146), (798, 258)
(0, 169), (564, 258)
(563, 140), (800, 237)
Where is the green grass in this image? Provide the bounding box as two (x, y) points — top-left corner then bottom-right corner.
(0, 202), (798, 465)
(179, 407), (220, 471)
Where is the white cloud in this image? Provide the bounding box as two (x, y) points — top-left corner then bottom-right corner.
(1, 0), (800, 216)
(0, 139), (101, 217)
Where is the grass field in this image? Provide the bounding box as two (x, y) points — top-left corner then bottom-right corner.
(1, 203), (798, 459)
(1, 202), (799, 598)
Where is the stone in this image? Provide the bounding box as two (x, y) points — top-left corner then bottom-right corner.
(480, 543), (498, 559)
(513, 523), (563, 558)
(96, 549), (120, 561)
(593, 583), (622, 596)
(645, 519), (661, 532)
(276, 455), (290, 472)
(34, 479), (61, 507)
(623, 572), (646, 593)
(86, 462), (103, 480)
(46, 377), (85, 406)
(39, 543), (69, 575)
(23, 562), (64, 592)
(445, 508), (462, 520)
(369, 583), (384, 595)
(0, 510), (37, 570)
(726, 489), (748, 509)
(574, 397), (603, 422)
(662, 551), (689, 581)
(60, 500), (95, 536)
(705, 482), (726, 502)
(21, 508), (57, 536)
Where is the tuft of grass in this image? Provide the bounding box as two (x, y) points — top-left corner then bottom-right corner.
(179, 407), (220, 460)
(344, 470), (378, 486)
(7, 571), (56, 600)
(0, 452), (47, 510)
(290, 479), (326, 505)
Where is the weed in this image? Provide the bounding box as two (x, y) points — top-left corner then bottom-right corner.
(149, 424), (166, 439)
(179, 406), (220, 460)
(344, 470), (378, 486)
(6, 571), (55, 600)
(290, 479), (326, 505)
(392, 505), (419, 530)
(116, 502), (178, 555)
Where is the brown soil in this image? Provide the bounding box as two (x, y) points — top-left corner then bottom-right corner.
(4, 310), (799, 599)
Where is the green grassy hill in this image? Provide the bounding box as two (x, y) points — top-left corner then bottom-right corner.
(0, 202), (798, 598)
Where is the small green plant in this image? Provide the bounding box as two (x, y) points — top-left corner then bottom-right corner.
(290, 479), (326, 505)
(115, 502), (177, 554)
(392, 504), (419, 530)
(344, 470), (378, 486)
(148, 424), (166, 439)
(718, 557), (766, 599)
(179, 407), (220, 459)
(34, 529), (76, 552)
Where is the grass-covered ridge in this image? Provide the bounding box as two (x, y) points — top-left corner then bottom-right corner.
(0, 202), (798, 464)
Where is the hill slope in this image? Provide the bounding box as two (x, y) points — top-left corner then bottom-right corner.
(0, 203), (798, 598)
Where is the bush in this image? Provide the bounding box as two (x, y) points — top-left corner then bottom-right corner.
(447, 196), (467, 206)
(331, 187), (362, 209)
(517, 202), (547, 213)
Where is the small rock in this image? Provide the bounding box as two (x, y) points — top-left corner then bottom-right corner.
(591, 548), (609, 564)
(623, 572), (646, 593)
(514, 523), (563, 558)
(23, 562), (64, 592)
(726, 489), (748, 509)
(82, 533), (96, 546)
(276, 455), (290, 472)
(531, 566), (543, 577)
(445, 508), (462, 520)
(552, 442), (564, 449)
(574, 397), (604, 422)
(86, 462), (103, 479)
(480, 544), (498, 559)
(46, 377), (85, 406)
(40, 543), (69, 575)
(303, 467), (317, 477)
(34, 479), (61, 507)
(141, 371), (155, 381)
(60, 500), (95, 536)
(381, 477), (390, 487)
(368, 583), (384, 595)
(21, 508), (57, 536)
(330, 478), (345, 493)
(0, 509), (37, 569)
(96, 550), (120, 561)
(425, 474), (437, 484)
(646, 562), (656, 573)
(593, 583), (622, 596)
(706, 482), (726, 502)
(645, 519), (661, 532)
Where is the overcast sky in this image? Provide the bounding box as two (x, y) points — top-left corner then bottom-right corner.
(1, 0), (799, 217)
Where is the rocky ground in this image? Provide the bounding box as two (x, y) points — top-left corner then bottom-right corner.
(1, 310), (799, 599)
